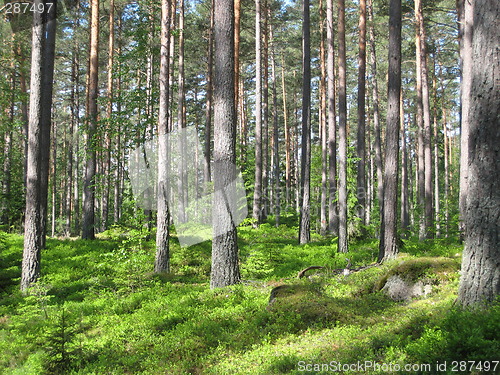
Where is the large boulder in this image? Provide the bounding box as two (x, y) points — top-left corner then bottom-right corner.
(376, 257), (459, 302)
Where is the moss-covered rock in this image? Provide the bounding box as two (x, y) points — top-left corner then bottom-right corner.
(376, 257), (460, 301)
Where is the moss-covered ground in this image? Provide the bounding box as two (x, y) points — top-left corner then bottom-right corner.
(0, 220), (499, 374)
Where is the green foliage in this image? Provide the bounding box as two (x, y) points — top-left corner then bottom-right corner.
(0, 229), (499, 374)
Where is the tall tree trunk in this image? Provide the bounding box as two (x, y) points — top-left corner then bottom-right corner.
(177, 0), (187, 223)
(252, 0), (264, 224)
(416, 0), (433, 239)
(432, 60), (440, 238)
(356, 0), (367, 226)
(400, 89), (409, 235)
(281, 54), (291, 207)
(204, 0), (214, 184)
(367, 0), (383, 231)
(82, 0), (99, 240)
(458, 0), (499, 306)
(155, 0), (172, 274)
(415, 0), (426, 240)
(234, 0), (241, 149)
(22, 0), (56, 291)
(378, 0), (401, 262)
(299, 0), (311, 244)
(210, 0), (240, 288)
(1, 70), (14, 225)
(262, 0), (270, 219)
(39, 0), (57, 248)
(458, 0), (472, 240)
(326, 0), (338, 236)
(113, 11), (123, 224)
(102, 0), (115, 232)
(319, 0), (328, 235)
(337, 0), (348, 253)
(270, 21), (280, 226)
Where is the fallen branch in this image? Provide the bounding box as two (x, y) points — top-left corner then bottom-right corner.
(297, 266), (324, 279)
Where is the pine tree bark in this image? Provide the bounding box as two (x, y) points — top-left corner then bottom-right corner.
(39, 0), (57, 248)
(155, 0), (172, 274)
(367, 0), (383, 231)
(326, 0), (338, 236)
(252, 0), (264, 224)
(337, 0), (348, 253)
(177, 0), (188, 223)
(416, 0), (433, 239)
(82, 0), (99, 240)
(378, 0), (401, 262)
(458, 0), (499, 306)
(22, 0), (56, 290)
(270, 21), (280, 227)
(299, 0), (311, 244)
(356, 0), (367, 226)
(102, 0), (115, 232)
(458, 0), (472, 239)
(319, 0), (328, 235)
(204, 0), (214, 184)
(210, 0), (240, 288)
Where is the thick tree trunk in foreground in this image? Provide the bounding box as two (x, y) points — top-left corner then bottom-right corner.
(458, 0), (499, 307)
(210, 0), (240, 288)
(22, 0), (56, 291)
(155, 0), (172, 274)
(378, 0), (401, 262)
(299, 0), (311, 244)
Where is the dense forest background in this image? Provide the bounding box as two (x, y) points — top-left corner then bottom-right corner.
(0, 0), (499, 372)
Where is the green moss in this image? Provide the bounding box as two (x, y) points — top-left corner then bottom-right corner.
(375, 257), (460, 291)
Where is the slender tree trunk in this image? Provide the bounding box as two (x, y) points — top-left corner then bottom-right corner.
(102, 0), (115, 232)
(234, 0), (241, 147)
(432, 60), (440, 238)
(204, 0), (214, 184)
(416, 0), (433, 239)
(51, 121), (57, 237)
(415, 0), (426, 240)
(319, 0), (328, 235)
(326, 0), (338, 236)
(367, 0), (383, 230)
(281, 54), (291, 207)
(458, 0), (499, 306)
(113, 12), (122, 224)
(356, 0), (367, 226)
(253, 0), (264, 224)
(262, 0), (270, 219)
(270, 21), (280, 226)
(298, 0), (311, 244)
(210, 0), (240, 288)
(82, 0), (99, 240)
(400, 89), (409, 235)
(337, 0), (348, 253)
(1, 72), (14, 225)
(177, 0), (187, 223)
(378, 0), (401, 262)
(155, 0), (172, 274)
(458, 0), (472, 239)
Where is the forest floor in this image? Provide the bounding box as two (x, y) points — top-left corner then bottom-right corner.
(0, 218), (499, 374)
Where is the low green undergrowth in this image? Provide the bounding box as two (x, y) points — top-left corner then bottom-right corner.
(0, 225), (499, 374)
